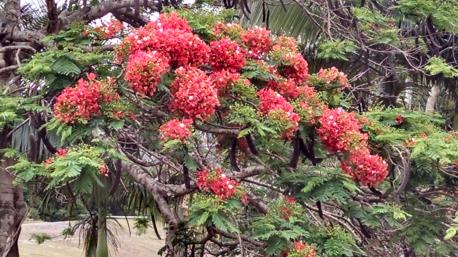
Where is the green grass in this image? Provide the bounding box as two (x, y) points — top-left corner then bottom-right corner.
(19, 219), (165, 257)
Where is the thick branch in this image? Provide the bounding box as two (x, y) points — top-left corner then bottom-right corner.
(59, 0), (155, 29)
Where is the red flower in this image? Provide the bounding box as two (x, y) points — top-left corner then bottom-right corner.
(280, 206), (293, 220)
(258, 88), (300, 139)
(118, 12), (208, 67)
(209, 38), (246, 72)
(121, 27), (209, 67)
(241, 26), (272, 58)
(340, 149), (388, 186)
(125, 50), (170, 96)
(272, 36), (298, 53)
(293, 241), (306, 251)
(94, 19), (123, 39)
(56, 148), (68, 157)
(146, 12), (192, 32)
(395, 115), (404, 125)
(99, 164), (109, 177)
(287, 242), (317, 257)
(316, 67), (350, 89)
(159, 118), (193, 141)
(53, 78), (102, 124)
(317, 108), (368, 153)
(285, 196), (297, 204)
(279, 53), (309, 84)
(209, 70), (240, 92)
(258, 88), (294, 115)
(268, 79), (304, 99)
(196, 168), (239, 199)
(170, 67), (220, 120)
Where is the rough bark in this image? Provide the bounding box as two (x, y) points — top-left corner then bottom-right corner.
(425, 84), (440, 112)
(453, 97), (458, 130)
(0, 159), (26, 257)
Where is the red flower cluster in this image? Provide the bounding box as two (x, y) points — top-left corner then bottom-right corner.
(317, 108), (368, 153)
(99, 164), (109, 177)
(148, 12), (192, 32)
(209, 38), (246, 72)
(287, 241), (317, 257)
(341, 149), (389, 186)
(317, 108), (388, 185)
(258, 88), (295, 115)
(209, 70), (240, 91)
(269, 79), (302, 99)
(120, 13), (209, 67)
(258, 88), (300, 138)
(170, 67), (219, 120)
(272, 36), (298, 53)
(316, 67), (350, 89)
(395, 114), (404, 125)
(44, 148), (68, 166)
(196, 168), (239, 199)
(296, 95), (325, 125)
(242, 26), (272, 58)
(56, 148), (68, 157)
(278, 197), (298, 220)
(94, 19), (123, 39)
(53, 78), (102, 124)
(279, 53), (309, 83)
(125, 50), (170, 96)
(159, 118), (193, 141)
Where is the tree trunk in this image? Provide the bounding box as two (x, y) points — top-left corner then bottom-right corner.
(0, 159), (26, 257)
(453, 97), (458, 130)
(425, 84), (440, 112)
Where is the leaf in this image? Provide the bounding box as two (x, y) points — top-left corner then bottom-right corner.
(50, 56), (81, 76)
(191, 211), (210, 226)
(444, 228), (456, 240)
(212, 213), (229, 232)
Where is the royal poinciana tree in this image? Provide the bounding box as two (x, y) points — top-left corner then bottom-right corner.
(1, 2), (458, 257)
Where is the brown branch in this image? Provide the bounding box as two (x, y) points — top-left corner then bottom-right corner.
(58, 0), (156, 29)
(121, 161), (178, 226)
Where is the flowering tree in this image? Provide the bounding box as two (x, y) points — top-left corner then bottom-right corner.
(2, 7), (458, 257)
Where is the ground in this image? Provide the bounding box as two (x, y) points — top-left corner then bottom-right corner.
(19, 219), (164, 257)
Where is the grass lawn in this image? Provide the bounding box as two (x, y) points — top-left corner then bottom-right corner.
(19, 219), (165, 257)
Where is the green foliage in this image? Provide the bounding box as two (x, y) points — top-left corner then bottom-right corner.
(364, 108), (443, 145)
(3, 148), (47, 183)
(412, 131), (458, 165)
(227, 103), (277, 138)
(318, 227), (361, 257)
(445, 211), (458, 240)
(425, 57), (458, 78)
(174, 8), (237, 40)
(396, 0), (458, 33)
(251, 199), (309, 255)
(133, 217), (149, 236)
(279, 167), (359, 204)
(352, 7), (399, 45)
(401, 207), (454, 256)
(19, 48), (111, 90)
(352, 7), (388, 25)
(44, 145), (113, 194)
(0, 95), (47, 129)
(318, 39), (357, 61)
(189, 193), (240, 233)
(31, 233), (52, 244)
